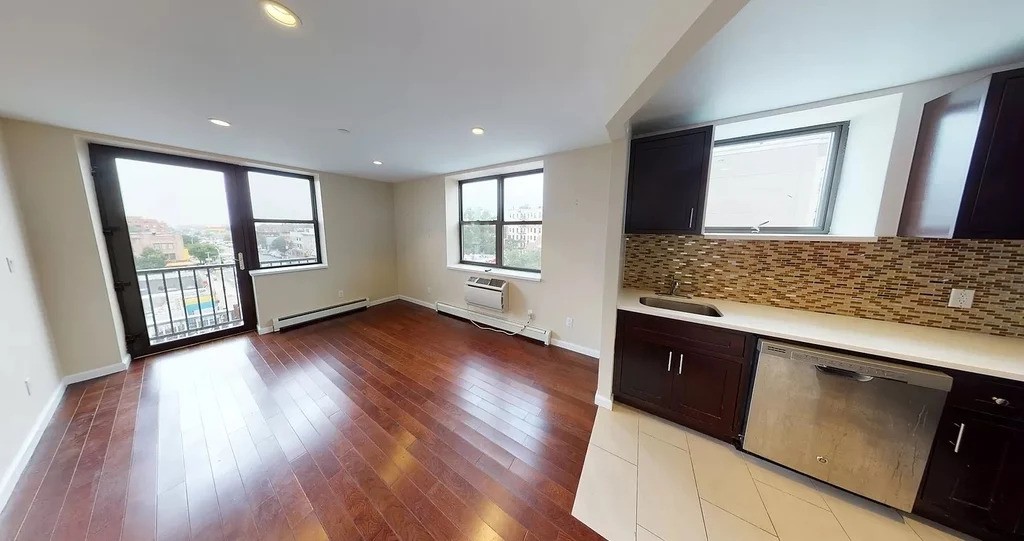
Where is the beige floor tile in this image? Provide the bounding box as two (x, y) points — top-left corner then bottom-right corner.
(638, 525), (665, 541)
(687, 431), (774, 533)
(701, 500), (778, 541)
(756, 481), (850, 541)
(590, 404), (640, 464)
(903, 514), (980, 541)
(572, 444), (638, 541)
(637, 433), (706, 541)
(638, 411), (690, 451)
(744, 455), (829, 510)
(820, 487), (919, 541)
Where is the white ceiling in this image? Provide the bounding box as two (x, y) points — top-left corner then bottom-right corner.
(634, 0), (1024, 133)
(0, 0), (667, 181)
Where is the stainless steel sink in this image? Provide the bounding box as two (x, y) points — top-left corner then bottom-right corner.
(639, 296), (723, 317)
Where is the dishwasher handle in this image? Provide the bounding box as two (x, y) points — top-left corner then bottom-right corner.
(815, 364), (875, 382)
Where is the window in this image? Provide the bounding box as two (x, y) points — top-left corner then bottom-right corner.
(459, 170), (543, 272)
(246, 169), (321, 269)
(704, 123), (848, 234)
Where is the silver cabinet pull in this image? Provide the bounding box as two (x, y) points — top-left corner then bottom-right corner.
(952, 422), (966, 453)
(688, 208), (695, 229)
(678, 353), (684, 375)
(667, 351), (673, 372)
(237, 252), (246, 271)
(992, 397), (1011, 407)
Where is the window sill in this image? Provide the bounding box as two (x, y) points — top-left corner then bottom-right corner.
(249, 263), (328, 277)
(446, 263), (542, 282)
(702, 233), (878, 242)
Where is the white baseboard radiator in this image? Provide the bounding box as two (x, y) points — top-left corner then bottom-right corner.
(273, 298), (369, 332)
(436, 301), (551, 345)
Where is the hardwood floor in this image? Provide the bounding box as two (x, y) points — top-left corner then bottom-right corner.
(0, 300), (603, 541)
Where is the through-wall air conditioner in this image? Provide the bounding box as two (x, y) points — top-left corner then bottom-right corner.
(464, 276), (508, 312)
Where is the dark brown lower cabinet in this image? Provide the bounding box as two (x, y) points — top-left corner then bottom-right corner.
(915, 375), (1024, 540)
(613, 310), (754, 442)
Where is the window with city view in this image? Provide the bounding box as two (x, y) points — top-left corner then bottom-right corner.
(459, 170), (543, 272)
(248, 170), (321, 269)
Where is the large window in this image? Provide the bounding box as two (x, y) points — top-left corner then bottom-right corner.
(704, 123), (848, 234)
(459, 170), (543, 272)
(247, 169), (322, 269)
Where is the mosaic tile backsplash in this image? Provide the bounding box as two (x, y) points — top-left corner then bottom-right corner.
(622, 235), (1024, 338)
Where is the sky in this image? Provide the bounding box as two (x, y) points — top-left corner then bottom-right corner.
(116, 159), (312, 227)
(462, 172), (543, 218)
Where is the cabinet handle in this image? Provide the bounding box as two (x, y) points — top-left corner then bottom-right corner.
(992, 396), (1011, 407)
(951, 422), (966, 453)
(678, 353), (684, 375)
(667, 351), (673, 372)
(688, 208), (695, 229)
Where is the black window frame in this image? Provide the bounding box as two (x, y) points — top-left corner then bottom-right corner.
(458, 168), (543, 273)
(704, 122), (849, 235)
(244, 167), (323, 271)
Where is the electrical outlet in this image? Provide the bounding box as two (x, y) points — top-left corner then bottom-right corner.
(565, 317), (574, 328)
(337, 290), (345, 299)
(24, 379), (31, 396)
(427, 286), (433, 295)
(527, 309), (534, 317)
(948, 288), (975, 309)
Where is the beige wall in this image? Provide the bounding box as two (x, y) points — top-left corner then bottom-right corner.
(394, 143), (626, 357)
(1, 119), (127, 377)
(0, 118), (398, 377)
(253, 172), (397, 329)
(0, 122), (64, 499)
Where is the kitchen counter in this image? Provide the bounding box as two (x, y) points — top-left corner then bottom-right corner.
(619, 289), (1024, 382)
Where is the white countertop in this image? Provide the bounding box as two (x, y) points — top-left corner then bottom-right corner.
(619, 289), (1024, 382)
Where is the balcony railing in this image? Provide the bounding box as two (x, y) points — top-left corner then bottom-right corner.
(259, 256), (319, 268)
(137, 263), (243, 345)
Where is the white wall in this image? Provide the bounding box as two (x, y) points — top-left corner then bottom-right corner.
(0, 122), (64, 503)
(394, 143), (626, 356)
(0, 118), (398, 376)
(253, 172), (397, 329)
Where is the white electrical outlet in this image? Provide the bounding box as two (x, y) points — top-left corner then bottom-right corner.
(427, 286), (433, 295)
(948, 288), (975, 309)
(337, 290), (345, 299)
(565, 317), (574, 328)
(527, 309), (534, 317)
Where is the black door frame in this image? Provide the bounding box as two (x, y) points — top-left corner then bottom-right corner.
(89, 144), (259, 358)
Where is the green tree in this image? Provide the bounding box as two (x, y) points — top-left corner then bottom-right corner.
(135, 247), (169, 270)
(270, 236), (292, 253)
(186, 241), (220, 263)
(182, 233), (199, 245)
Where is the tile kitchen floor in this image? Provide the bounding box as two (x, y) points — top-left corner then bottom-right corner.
(572, 404), (980, 541)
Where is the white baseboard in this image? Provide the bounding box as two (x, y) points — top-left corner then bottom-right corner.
(62, 358), (128, 386)
(594, 393), (614, 410)
(369, 295), (399, 307)
(551, 339), (600, 359)
(0, 381), (66, 512)
(257, 325), (275, 335)
(397, 295), (436, 310)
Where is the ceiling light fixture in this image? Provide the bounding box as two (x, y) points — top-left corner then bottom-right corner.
(372, 160), (383, 165)
(261, 0), (301, 27)
(208, 118), (231, 127)
(471, 127), (485, 135)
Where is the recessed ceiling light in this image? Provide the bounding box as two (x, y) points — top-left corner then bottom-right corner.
(208, 118), (231, 127)
(471, 127), (485, 135)
(261, 0), (301, 27)
(372, 160), (383, 165)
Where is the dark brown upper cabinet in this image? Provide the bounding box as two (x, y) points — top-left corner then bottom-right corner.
(625, 126), (713, 234)
(899, 67), (1024, 239)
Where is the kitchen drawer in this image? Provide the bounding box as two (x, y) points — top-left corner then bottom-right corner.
(617, 310), (749, 358)
(948, 372), (1024, 420)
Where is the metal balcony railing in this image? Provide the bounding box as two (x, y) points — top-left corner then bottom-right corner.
(137, 263), (243, 344)
(259, 256), (319, 268)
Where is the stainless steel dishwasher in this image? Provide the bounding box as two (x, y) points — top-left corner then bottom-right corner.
(743, 340), (953, 512)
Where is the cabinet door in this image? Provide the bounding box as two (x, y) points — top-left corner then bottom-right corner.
(625, 127), (713, 234)
(958, 70), (1024, 238)
(667, 348), (744, 440)
(918, 408), (1024, 537)
(615, 329), (675, 408)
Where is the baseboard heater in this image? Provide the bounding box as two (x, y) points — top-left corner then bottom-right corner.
(435, 301), (551, 345)
(273, 298), (369, 332)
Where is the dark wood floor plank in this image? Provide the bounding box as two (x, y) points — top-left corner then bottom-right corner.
(0, 300), (601, 541)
